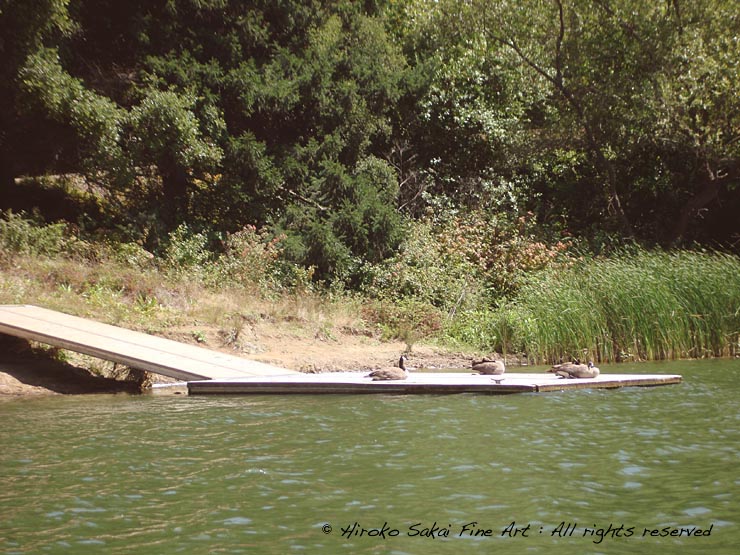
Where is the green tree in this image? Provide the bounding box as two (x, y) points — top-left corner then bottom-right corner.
(262, 8), (408, 282)
(642, 0), (740, 243)
(126, 88), (223, 231)
(19, 47), (125, 180)
(0, 0), (74, 187)
(400, 0), (740, 245)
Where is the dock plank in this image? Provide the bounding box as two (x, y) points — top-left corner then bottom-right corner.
(0, 305), (296, 381)
(187, 371), (683, 395)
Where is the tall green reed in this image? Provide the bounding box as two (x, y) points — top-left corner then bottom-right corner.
(492, 248), (740, 363)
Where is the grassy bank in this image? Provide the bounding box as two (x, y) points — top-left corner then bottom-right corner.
(2, 211), (738, 367)
(0, 211), (360, 353)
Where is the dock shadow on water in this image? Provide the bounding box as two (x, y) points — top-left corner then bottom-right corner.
(1, 359), (737, 554)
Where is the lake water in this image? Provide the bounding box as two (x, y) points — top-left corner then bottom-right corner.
(1, 360), (738, 554)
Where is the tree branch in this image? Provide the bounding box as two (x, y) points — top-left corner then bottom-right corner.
(555, 0), (565, 85)
(672, 0), (683, 34)
(279, 185), (328, 212)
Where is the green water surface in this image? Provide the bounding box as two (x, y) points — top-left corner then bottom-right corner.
(1, 360), (738, 554)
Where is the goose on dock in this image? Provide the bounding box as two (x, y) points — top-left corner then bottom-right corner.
(548, 361), (600, 379)
(365, 355), (409, 381)
(472, 357), (506, 375)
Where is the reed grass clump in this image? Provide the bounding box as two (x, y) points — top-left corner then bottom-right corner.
(493, 248), (740, 363)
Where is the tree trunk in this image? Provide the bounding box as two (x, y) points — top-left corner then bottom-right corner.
(590, 144), (633, 238)
(161, 164), (189, 230)
(0, 146), (16, 197)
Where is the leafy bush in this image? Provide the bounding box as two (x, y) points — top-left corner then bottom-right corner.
(361, 298), (443, 344)
(361, 210), (576, 315)
(107, 241), (155, 268)
(280, 156), (405, 285)
(360, 218), (479, 311)
(161, 224), (213, 276)
(435, 210), (577, 298)
(443, 309), (501, 352)
(160, 223), (294, 292)
(0, 210), (70, 257)
(217, 225), (285, 289)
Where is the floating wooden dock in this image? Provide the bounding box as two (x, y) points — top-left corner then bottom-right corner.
(0, 305), (683, 395)
(0, 305), (296, 381)
(187, 371), (683, 395)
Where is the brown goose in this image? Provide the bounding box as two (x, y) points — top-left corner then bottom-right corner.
(548, 361), (600, 379)
(472, 357), (506, 375)
(365, 355), (409, 381)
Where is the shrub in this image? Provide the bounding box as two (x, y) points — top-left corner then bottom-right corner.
(278, 156), (405, 285)
(360, 218), (480, 311)
(361, 298), (443, 345)
(217, 225), (285, 289)
(443, 309), (500, 351)
(361, 210), (577, 315)
(435, 210), (577, 298)
(0, 210), (69, 257)
(107, 241), (155, 268)
(160, 223), (214, 277)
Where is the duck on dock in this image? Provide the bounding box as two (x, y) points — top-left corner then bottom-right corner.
(548, 361), (600, 379)
(472, 356), (506, 375)
(365, 355), (409, 381)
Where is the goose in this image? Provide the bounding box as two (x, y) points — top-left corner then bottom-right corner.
(548, 361), (600, 379)
(365, 355), (409, 381)
(472, 357), (506, 375)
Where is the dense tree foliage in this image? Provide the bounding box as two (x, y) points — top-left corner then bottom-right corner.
(2, 0), (738, 285)
(401, 0), (740, 245)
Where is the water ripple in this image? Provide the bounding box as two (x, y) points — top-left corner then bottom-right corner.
(1, 361), (737, 554)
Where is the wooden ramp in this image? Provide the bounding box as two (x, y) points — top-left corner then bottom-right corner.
(0, 305), (297, 381)
(187, 371), (682, 395)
